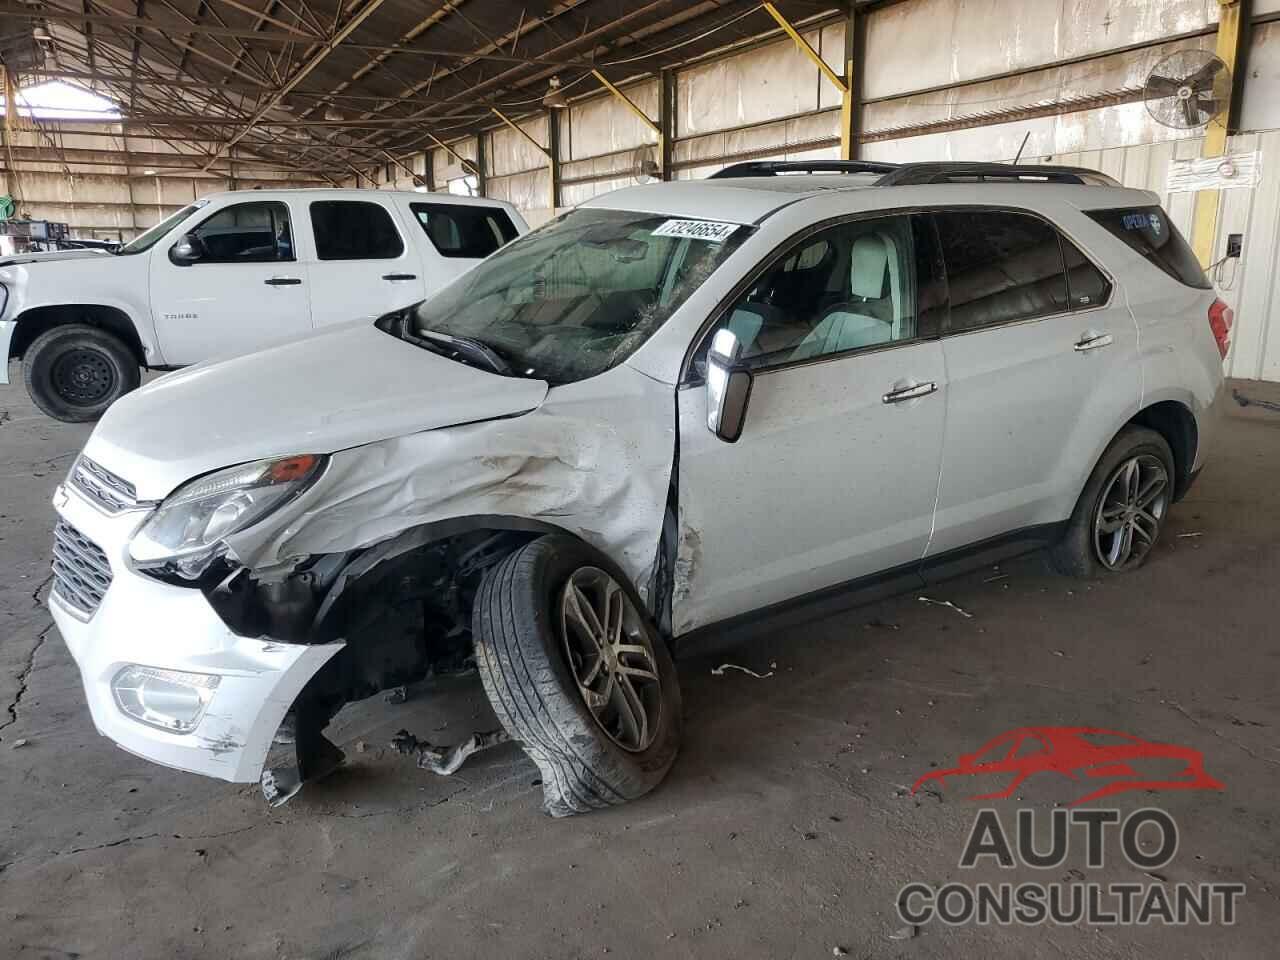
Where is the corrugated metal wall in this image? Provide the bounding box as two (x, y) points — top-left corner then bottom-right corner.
(355, 0), (1280, 380)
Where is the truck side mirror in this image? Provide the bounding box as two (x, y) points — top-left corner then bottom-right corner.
(169, 233), (204, 266)
(706, 328), (753, 443)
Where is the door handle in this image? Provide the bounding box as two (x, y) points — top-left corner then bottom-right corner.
(264, 276), (302, 286)
(882, 381), (938, 404)
(382, 273), (417, 281)
(1074, 332), (1113, 352)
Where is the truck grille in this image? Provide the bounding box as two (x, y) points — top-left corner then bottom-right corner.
(51, 521), (113, 618)
(68, 456), (139, 514)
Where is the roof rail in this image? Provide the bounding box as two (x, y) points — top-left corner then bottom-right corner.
(709, 159), (900, 179)
(874, 162), (1119, 187)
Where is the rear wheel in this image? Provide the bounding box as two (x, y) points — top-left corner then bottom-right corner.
(473, 535), (682, 817)
(22, 324), (139, 422)
(1051, 426), (1175, 577)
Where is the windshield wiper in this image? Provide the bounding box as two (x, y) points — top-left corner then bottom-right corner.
(414, 329), (513, 376)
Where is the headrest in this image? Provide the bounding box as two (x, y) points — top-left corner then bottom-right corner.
(850, 233), (890, 300)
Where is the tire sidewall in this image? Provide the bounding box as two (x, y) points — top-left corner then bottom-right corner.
(23, 325), (139, 422)
(526, 537), (682, 778)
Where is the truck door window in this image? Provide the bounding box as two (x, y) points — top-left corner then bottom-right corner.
(932, 209), (1070, 332)
(188, 201), (293, 262)
(310, 200), (405, 260)
(410, 203), (519, 258)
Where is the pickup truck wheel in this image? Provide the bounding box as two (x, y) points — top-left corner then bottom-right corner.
(473, 535), (682, 817)
(22, 324), (140, 422)
(1051, 426), (1175, 577)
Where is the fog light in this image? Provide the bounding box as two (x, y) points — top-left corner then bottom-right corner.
(112, 665), (220, 733)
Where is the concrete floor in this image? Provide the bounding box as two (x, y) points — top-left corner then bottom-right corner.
(2, 374), (1278, 960)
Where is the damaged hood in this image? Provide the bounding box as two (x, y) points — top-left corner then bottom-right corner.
(84, 322), (549, 500)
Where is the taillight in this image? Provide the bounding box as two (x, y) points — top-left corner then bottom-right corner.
(1208, 298), (1233, 359)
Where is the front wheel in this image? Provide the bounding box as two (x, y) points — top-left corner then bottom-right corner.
(22, 324), (140, 422)
(473, 535), (682, 817)
(1051, 426), (1175, 577)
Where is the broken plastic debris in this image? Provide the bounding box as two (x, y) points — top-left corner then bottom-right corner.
(918, 596), (974, 618)
(833, 947), (850, 957)
(710, 663), (774, 679)
(11, 738), (29, 748)
(391, 728), (511, 775)
(889, 924), (918, 940)
(1177, 532), (1203, 539)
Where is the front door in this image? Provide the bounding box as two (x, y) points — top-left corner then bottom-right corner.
(674, 213), (949, 634)
(924, 206), (1141, 556)
(149, 199), (311, 365)
(303, 198), (428, 328)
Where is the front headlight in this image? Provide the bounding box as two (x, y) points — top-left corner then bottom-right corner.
(130, 454), (325, 575)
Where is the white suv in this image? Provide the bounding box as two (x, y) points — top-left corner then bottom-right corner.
(47, 161), (1227, 815)
(1, 188), (526, 421)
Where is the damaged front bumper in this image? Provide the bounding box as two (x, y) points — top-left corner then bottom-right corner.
(48, 482), (342, 783)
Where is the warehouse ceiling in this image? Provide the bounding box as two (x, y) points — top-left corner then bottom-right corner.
(0, 0), (844, 181)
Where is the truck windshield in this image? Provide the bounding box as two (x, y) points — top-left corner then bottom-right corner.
(116, 202), (202, 255)
(405, 207), (750, 382)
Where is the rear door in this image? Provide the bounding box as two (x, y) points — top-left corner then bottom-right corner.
(304, 198), (427, 327)
(403, 199), (521, 293)
(924, 206), (1139, 558)
(149, 198), (310, 364)
(674, 212), (949, 633)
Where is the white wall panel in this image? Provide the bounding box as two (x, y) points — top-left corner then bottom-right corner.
(563, 80), (659, 160)
(864, 0), (1218, 101)
(487, 114), (549, 178)
(676, 28), (843, 137)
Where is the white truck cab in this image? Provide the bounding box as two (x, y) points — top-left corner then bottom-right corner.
(0, 188), (527, 421)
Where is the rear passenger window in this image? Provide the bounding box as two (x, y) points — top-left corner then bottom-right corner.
(933, 210), (1069, 332)
(1086, 206), (1211, 289)
(411, 203), (518, 258)
(310, 201), (404, 260)
(1062, 238), (1112, 309)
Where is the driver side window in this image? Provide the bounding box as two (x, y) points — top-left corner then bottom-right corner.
(714, 213), (941, 370)
(188, 201), (294, 263)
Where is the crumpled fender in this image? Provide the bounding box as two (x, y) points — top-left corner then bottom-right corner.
(223, 363), (677, 604)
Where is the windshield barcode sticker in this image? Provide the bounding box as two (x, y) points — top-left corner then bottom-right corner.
(651, 219), (740, 243)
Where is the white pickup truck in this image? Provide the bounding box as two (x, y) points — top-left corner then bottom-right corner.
(0, 188), (527, 421)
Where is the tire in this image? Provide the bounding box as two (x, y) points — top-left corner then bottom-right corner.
(473, 535), (682, 817)
(1050, 426), (1176, 578)
(22, 323), (140, 422)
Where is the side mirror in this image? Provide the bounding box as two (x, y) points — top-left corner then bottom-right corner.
(705, 328), (753, 443)
(168, 233), (203, 266)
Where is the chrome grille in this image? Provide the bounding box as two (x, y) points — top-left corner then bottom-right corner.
(51, 521), (113, 618)
(69, 456), (139, 514)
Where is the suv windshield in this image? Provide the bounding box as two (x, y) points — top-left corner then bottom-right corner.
(403, 207), (750, 382)
(117, 202), (203, 255)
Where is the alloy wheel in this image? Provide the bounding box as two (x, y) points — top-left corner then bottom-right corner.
(1092, 454), (1169, 570)
(559, 566), (662, 753)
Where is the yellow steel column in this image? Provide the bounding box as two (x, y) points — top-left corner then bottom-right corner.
(1191, 0), (1246, 267)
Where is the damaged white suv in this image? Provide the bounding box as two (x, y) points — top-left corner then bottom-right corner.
(48, 161), (1227, 815)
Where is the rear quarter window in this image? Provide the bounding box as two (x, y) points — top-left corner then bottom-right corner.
(411, 202), (519, 258)
(1086, 206), (1211, 290)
